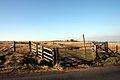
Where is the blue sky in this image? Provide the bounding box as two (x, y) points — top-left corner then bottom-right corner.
(0, 0), (120, 41)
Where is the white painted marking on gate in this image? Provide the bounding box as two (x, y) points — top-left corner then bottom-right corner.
(38, 49), (42, 52)
(43, 55), (53, 61)
(44, 58), (51, 62)
(44, 47), (53, 52)
(43, 51), (53, 57)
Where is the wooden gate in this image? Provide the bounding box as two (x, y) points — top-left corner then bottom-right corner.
(30, 42), (58, 65)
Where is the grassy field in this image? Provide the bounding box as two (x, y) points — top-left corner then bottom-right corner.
(0, 41), (120, 76)
(0, 41), (120, 60)
(0, 41), (120, 71)
(0, 41), (119, 49)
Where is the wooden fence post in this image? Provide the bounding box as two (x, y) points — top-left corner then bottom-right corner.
(52, 40), (54, 46)
(36, 43), (38, 56)
(105, 42), (108, 53)
(116, 45), (118, 53)
(95, 45), (98, 59)
(95, 45), (100, 60)
(83, 34), (86, 59)
(42, 46), (44, 59)
(13, 41), (16, 52)
(29, 41), (31, 53)
(56, 48), (59, 64)
(53, 48), (59, 65)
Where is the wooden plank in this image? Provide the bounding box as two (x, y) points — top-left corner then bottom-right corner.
(31, 47), (36, 50)
(43, 49), (53, 55)
(38, 53), (42, 56)
(32, 52), (37, 54)
(31, 43), (36, 50)
(38, 45), (42, 49)
(13, 41), (16, 52)
(10, 46), (14, 49)
(44, 58), (51, 62)
(31, 42), (36, 47)
(31, 45), (36, 49)
(31, 47), (36, 52)
(38, 51), (42, 55)
(38, 45), (42, 52)
(38, 55), (42, 59)
(43, 55), (53, 61)
(38, 54), (42, 57)
(43, 51), (53, 57)
(44, 47), (53, 52)
(38, 49), (42, 53)
(31, 49), (36, 52)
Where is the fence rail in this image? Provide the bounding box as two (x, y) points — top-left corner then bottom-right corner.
(12, 41), (59, 65)
(3, 41), (118, 67)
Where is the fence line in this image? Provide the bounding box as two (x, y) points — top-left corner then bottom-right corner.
(12, 41), (118, 66)
(13, 41), (59, 66)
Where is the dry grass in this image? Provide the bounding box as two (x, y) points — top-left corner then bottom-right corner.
(0, 41), (119, 51)
(108, 42), (120, 52)
(0, 41), (119, 61)
(0, 41), (120, 73)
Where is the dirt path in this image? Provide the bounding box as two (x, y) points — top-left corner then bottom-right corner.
(1, 66), (120, 80)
